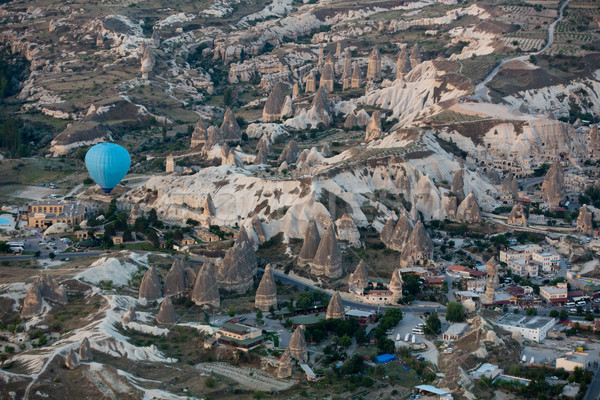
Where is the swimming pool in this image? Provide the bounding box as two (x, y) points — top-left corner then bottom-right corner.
(0, 218), (11, 224)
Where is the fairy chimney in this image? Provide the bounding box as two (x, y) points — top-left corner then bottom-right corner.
(320, 63), (334, 93)
(305, 69), (317, 93)
(164, 259), (194, 296)
(121, 306), (137, 324)
(277, 347), (293, 378)
(409, 43), (421, 69)
(191, 118), (208, 147)
(400, 220), (433, 265)
(65, 349), (80, 370)
(507, 203), (528, 227)
(326, 291), (345, 319)
(299, 219), (321, 264)
(255, 264), (277, 311)
(342, 49), (352, 90)
(350, 63), (362, 89)
(311, 221), (343, 279)
(191, 262), (220, 307)
(577, 204), (593, 235)
(365, 110), (383, 141)
(349, 261), (369, 293)
(139, 267), (162, 301)
(456, 192), (481, 223)
(366, 47), (381, 81)
(79, 337), (93, 361)
(166, 155), (175, 173)
(289, 325), (308, 362)
(156, 296), (176, 324)
(389, 268), (403, 302)
(220, 108), (242, 143)
(541, 160), (565, 208)
(263, 82), (285, 122)
(395, 48), (411, 80)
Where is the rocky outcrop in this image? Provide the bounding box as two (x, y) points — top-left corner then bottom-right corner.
(220, 108), (242, 143)
(299, 219), (321, 264)
(486, 257), (499, 290)
(281, 96), (294, 118)
(164, 259), (194, 296)
(305, 69), (317, 93)
(221, 144), (244, 167)
(216, 227), (257, 293)
(365, 110), (382, 141)
(156, 296), (176, 324)
(255, 264), (277, 311)
(442, 195), (458, 220)
(277, 347), (292, 378)
(335, 213), (361, 247)
(251, 215), (268, 244)
(263, 82), (285, 122)
(139, 267), (162, 302)
(389, 268), (403, 302)
(507, 203), (527, 226)
(409, 43), (421, 69)
(502, 172), (519, 201)
(366, 47), (381, 81)
(400, 220), (433, 265)
(349, 261), (369, 293)
(121, 306), (137, 324)
(65, 349), (80, 370)
(292, 83), (300, 99)
(380, 214), (413, 252)
(191, 118), (208, 148)
(311, 222), (343, 279)
(289, 325), (308, 362)
(451, 168), (465, 199)
(395, 48), (411, 80)
(278, 140), (300, 165)
(21, 274), (68, 319)
(192, 263), (220, 307)
(79, 337), (93, 361)
(320, 63), (334, 93)
(326, 291), (345, 319)
(342, 49), (352, 90)
(350, 63), (362, 89)
(541, 160), (565, 208)
(204, 193), (216, 218)
(166, 155), (175, 173)
(139, 42), (155, 80)
(206, 125), (224, 149)
(577, 204), (593, 235)
(344, 112), (358, 129)
(456, 192), (481, 223)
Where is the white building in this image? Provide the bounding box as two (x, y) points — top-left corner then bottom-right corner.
(532, 250), (561, 273)
(507, 258), (539, 278)
(540, 282), (568, 303)
(500, 244), (542, 263)
(494, 314), (556, 342)
(443, 323), (469, 342)
(556, 352), (588, 372)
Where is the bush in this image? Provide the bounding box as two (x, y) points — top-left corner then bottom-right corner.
(446, 302), (465, 322)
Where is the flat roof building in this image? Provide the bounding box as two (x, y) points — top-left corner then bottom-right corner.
(556, 352), (588, 372)
(27, 200), (86, 229)
(442, 323), (469, 342)
(494, 314), (556, 342)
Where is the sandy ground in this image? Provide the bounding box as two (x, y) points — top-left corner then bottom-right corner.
(453, 102), (535, 120)
(15, 186), (61, 201)
(195, 362), (296, 391)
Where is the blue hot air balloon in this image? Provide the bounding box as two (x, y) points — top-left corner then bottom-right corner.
(85, 143), (131, 194)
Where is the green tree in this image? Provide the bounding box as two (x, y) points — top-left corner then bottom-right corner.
(446, 302), (465, 322)
(526, 308), (537, 316)
(48, 252), (55, 259)
(0, 241), (10, 253)
(425, 312), (441, 334)
(148, 208), (158, 226)
(228, 308), (235, 317)
(549, 310), (559, 318)
(147, 231), (160, 248)
(0, 118), (19, 155)
(559, 309), (569, 321)
(256, 309), (263, 319)
(340, 334), (351, 348)
(123, 230), (133, 242)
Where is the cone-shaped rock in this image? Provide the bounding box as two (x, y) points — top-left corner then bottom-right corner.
(311, 222), (342, 279)
(277, 347), (292, 378)
(365, 110), (382, 141)
(156, 296), (176, 324)
(192, 263), (220, 307)
(389, 268), (403, 302)
(486, 168), (502, 185)
(451, 168), (465, 199)
(139, 267), (162, 301)
(305, 69), (317, 93)
(356, 109), (370, 127)
(409, 43), (421, 69)
(278, 140), (300, 165)
(335, 213), (360, 247)
(324, 51), (334, 70)
(321, 143), (331, 157)
(381, 213), (413, 252)
(220, 108), (242, 143)
(350, 63), (362, 89)
(309, 86), (332, 126)
(320, 63), (334, 93)
(541, 160), (565, 208)
(299, 219), (321, 264)
(349, 261), (369, 292)
(38, 274), (68, 304)
(251, 215), (268, 244)
(79, 337), (93, 361)
(263, 82), (285, 122)
(395, 48), (411, 80)
(121, 306), (137, 324)
(400, 220), (433, 265)
(502, 172), (519, 201)
(366, 47), (381, 81)
(255, 264), (277, 311)
(486, 257), (499, 289)
(191, 118), (208, 148)
(289, 325), (308, 362)
(164, 259), (188, 296)
(216, 227), (257, 293)
(326, 291), (345, 319)
(65, 349), (80, 369)
(344, 112), (358, 129)
(256, 134), (273, 157)
(254, 148), (268, 165)
(577, 204), (593, 235)
(292, 83), (300, 99)
(456, 192), (481, 223)
(342, 49), (352, 90)
(206, 125), (224, 149)
(507, 203), (527, 227)
(21, 283), (42, 319)
(281, 95), (294, 118)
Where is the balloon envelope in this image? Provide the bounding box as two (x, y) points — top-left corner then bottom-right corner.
(85, 143), (131, 194)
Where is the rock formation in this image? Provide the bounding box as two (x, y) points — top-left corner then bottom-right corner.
(326, 291), (345, 319)
(121, 306), (137, 324)
(65, 349), (80, 370)
(255, 264), (277, 311)
(409, 43), (421, 69)
(139, 42), (155, 80)
(255, 149), (268, 165)
(281, 96), (294, 118)
(203, 193), (216, 218)
(299, 219), (321, 264)
(205, 125), (224, 149)
(305, 69), (317, 93)
(366, 47), (381, 81)
(278, 140), (300, 165)
(486, 257), (499, 290)
(164, 259), (194, 296)
(355, 109), (370, 127)
(389, 268), (403, 302)
(21, 274), (68, 319)
(79, 337), (93, 361)
(380, 213), (413, 252)
(342, 49), (352, 90)
(335, 42), (342, 58)
(289, 325), (308, 362)
(251, 215), (268, 244)
(395, 48), (411, 80)
(139, 267), (162, 302)
(321, 143), (331, 157)
(166, 155), (175, 173)
(256, 134), (272, 157)
(365, 110), (383, 141)
(263, 82), (285, 122)
(221, 143), (244, 167)
(191, 118), (208, 148)
(311, 221), (343, 279)
(320, 63), (334, 93)
(317, 44), (324, 68)
(308, 85), (332, 126)
(456, 192), (481, 223)
(220, 108), (242, 143)
(292, 83), (300, 99)
(400, 220), (433, 265)
(350, 63), (362, 89)
(216, 227), (257, 293)
(577, 204), (593, 235)
(324, 51), (334, 71)
(451, 168), (465, 199)
(344, 112), (358, 129)
(507, 203), (527, 226)
(482, 276), (495, 305)
(192, 262), (220, 307)
(502, 172), (520, 201)
(277, 347), (292, 378)
(541, 160), (565, 208)
(335, 213), (361, 247)
(128, 203), (141, 225)
(349, 261), (369, 293)
(156, 296), (176, 324)
(442, 194), (458, 220)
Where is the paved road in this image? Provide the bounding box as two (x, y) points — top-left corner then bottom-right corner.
(0, 251), (104, 261)
(474, 0), (571, 101)
(584, 365), (600, 400)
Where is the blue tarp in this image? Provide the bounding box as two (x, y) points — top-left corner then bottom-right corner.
(374, 354), (397, 364)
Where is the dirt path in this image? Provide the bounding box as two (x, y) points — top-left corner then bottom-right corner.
(196, 362), (296, 391)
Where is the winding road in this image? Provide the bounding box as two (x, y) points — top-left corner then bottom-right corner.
(474, 0), (571, 101)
